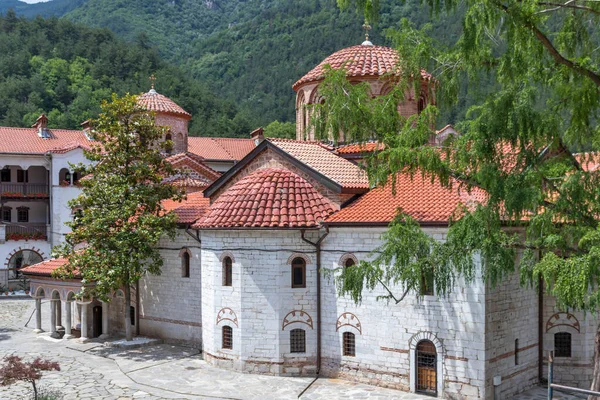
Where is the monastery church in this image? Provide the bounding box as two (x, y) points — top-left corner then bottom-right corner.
(0, 38), (596, 399)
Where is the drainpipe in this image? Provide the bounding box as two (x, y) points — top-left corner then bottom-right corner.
(301, 227), (329, 375)
(538, 251), (544, 383)
(136, 280), (140, 336)
(44, 152), (53, 248)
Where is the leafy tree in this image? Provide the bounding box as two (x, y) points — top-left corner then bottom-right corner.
(54, 94), (181, 341)
(264, 120), (296, 139)
(0, 355), (60, 400)
(317, 0), (600, 393)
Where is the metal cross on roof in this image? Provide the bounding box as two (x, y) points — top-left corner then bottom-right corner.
(149, 73), (156, 90)
(362, 22), (372, 41)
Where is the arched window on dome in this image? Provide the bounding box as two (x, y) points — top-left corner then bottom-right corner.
(165, 132), (173, 155)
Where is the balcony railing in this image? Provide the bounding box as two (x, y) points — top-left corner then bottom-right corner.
(4, 223), (48, 241)
(0, 183), (49, 198)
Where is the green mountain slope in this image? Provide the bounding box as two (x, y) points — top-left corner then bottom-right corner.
(0, 12), (254, 137)
(0, 0), (85, 18)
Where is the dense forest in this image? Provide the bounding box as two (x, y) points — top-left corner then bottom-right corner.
(0, 0), (476, 133)
(0, 11), (255, 136)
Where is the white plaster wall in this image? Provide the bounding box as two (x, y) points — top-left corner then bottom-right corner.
(0, 154), (49, 170)
(320, 227), (487, 400)
(136, 230), (203, 344)
(0, 241), (50, 288)
(201, 229), (318, 375)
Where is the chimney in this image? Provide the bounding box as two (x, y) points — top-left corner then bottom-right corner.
(81, 120), (93, 140)
(32, 114), (50, 138)
(250, 127), (264, 146)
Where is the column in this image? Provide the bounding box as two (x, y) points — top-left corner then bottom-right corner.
(33, 298), (43, 333)
(49, 299), (59, 338)
(55, 300), (63, 329)
(78, 301), (90, 343)
(99, 301), (109, 339)
(64, 301), (73, 339)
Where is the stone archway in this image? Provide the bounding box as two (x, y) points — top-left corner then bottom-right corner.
(408, 331), (444, 396)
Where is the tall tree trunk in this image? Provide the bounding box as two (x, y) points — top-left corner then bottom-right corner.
(590, 322), (600, 400)
(124, 283), (132, 341)
(31, 379), (37, 400)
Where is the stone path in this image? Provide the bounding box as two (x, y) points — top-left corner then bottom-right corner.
(0, 298), (591, 399)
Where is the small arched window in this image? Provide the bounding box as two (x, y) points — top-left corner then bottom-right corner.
(165, 132), (173, 155)
(291, 257), (306, 288)
(182, 251), (190, 278)
(344, 258), (355, 268)
(222, 256), (232, 286)
(554, 332), (572, 357)
(343, 332), (355, 356)
(290, 329), (306, 353)
(222, 326), (233, 349)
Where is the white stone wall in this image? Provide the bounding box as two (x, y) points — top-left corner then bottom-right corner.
(542, 295), (598, 389)
(320, 227), (487, 399)
(136, 230), (203, 344)
(201, 229), (318, 375)
(484, 270), (539, 399)
(0, 241), (50, 288)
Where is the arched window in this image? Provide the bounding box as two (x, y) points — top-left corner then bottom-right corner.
(290, 329), (306, 353)
(7, 250), (42, 279)
(222, 326), (233, 349)
(165, 133), (173, 155)
(182, 251), (190, 278)
(291, 257), (306, 288)
(343, 332), (355, 356)
(344, 258), (355, 268)
(554, 332), (572, 357)
(416, 340), (437, 395)
(222, 256), (232, 286)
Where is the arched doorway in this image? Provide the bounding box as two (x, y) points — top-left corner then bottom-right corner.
(416, 340), (437, 396)
(93, 305), (102, 338)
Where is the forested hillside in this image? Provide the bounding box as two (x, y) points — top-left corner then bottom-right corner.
(0, 11), (254, 137)
(0, 0), (473, 130)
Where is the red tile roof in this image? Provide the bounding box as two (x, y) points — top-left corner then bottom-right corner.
(162, 191), (211, 224)
(21, 256), (80, 278)
(138, 90), (191, 119)
(336, 142), (384, 155)
(194, 168), (336, 229)
(165, 152), (221, 181)
(0, 127), (95, 155)
(269, 139), (369, 190)
(187, 137), (256, 161)
(326, 172), (486, 225)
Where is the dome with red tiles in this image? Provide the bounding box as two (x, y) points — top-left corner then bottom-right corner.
(195, 168), (336, 229)
(138, 89), (192, 119)
(293, 44), (401, 90)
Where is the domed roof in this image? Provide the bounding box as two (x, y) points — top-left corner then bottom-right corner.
(293, 44), (401, 90)
(138, 89), (192, 119)
(195, 168), (336, 229)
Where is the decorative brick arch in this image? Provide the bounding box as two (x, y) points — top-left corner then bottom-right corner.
(336, 312), (362, 334)
(219, 251), (235, 263)
(282, 310), (313, 331)
(408, 331), (444, 396)
(33, 286), (46, 298)
(338, 253), (358, 268)
(546, 312), (580, 333)
(286, 253), (312, 265)
(4, 246), (46, 267)
(216, 307), (238, 327)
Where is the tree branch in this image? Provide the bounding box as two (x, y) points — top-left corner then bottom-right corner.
(377, 278), (411, 304)
(537, 1), (600, 15)
(495, 1), (600, 87)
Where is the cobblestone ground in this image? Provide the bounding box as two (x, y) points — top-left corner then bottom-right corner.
(0, 298), (589, 399)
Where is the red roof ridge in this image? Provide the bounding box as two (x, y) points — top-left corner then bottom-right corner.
(138, 90), (191, 119)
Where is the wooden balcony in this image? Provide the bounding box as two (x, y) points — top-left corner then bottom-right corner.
(0, 183), (49, 199)
(3, 223), (48, 241)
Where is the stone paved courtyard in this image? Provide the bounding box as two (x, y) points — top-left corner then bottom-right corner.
(0, 298), (588, 399)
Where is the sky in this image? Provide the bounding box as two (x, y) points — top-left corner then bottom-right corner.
(19, 0), (52, 3)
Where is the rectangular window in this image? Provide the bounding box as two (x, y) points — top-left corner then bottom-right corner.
(290, 329), (306, 353)
(421, 267), (434, 296)
(343, 332), (356, 356)
(515, 339), (519, 365)
(222, 326), (233, 349)
(554, 332), (572, 357)
(16, 169), (27, 183)
(1, 168), (10, 182)
(17, 208), (29, 223)
(1, 208), (10, 222)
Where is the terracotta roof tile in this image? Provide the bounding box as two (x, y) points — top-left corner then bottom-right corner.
(187, 137), (256, 161)
(336, 142), (384, 155)
(21, 256), (79, 278)
(0, 127), (95, 155)
(326, 172), (486, 225)
(194, 168), (336, 229)
(138, 90), (191, 119)
(269, 139), (369, 190)
(165, 152), (221, 181)
(162, 191), (211, 224)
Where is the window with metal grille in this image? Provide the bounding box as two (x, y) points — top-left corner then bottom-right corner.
(343, 332), (355, 356)
(17, 207), (29, 223)
(1, 207), (10, 222)
(554, 332), (572, 357)
(222, 257), (232, 286)
(222, 326), (233, 349)
(182, 251), (190, 278)
(290, 329), (306, 353)
(291, 257), (306, 288)
(416, 340), (437, 395)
